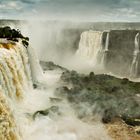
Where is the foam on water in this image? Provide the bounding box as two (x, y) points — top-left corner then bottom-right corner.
(12, 69), (111, 140)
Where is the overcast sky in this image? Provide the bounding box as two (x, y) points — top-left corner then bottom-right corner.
(0, 0), (140, 21)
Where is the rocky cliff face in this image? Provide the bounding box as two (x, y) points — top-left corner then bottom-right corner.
(105, 30), (140, 77)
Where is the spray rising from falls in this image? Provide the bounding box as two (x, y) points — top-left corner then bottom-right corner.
(130, 33), (140, 78)
(0, 28), (111, 140)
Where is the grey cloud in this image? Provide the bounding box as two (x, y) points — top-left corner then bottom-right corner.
(0, 0), (140, 21)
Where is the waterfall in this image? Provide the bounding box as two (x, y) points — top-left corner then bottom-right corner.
(0, 92), (20, 140)
(130, 33), (140, 78)
(27, 45), (44, 84)
(100, 32), (110, 68)
(0, 39), (32, 140)
(76, 30), (103, 65)
(0, 39), (32, 99)
(105, 32), (109, 51)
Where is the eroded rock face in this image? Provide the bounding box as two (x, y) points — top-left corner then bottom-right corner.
(105, 30), (140, 77)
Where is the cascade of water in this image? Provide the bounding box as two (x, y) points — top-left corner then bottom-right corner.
(0, 40), (32, 99)
(0, 36), (113, 140)
(130, 33), (140, 78)
(0, 39), (32, 140)
(100, 32), (110, 68)
(27, 45), (44, 84)
(0, 91), (20, 140)
(105, 32), (109, 51)
(76, 30), (103, 65)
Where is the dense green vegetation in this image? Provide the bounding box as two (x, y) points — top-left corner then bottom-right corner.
(54, 70), (140, 125)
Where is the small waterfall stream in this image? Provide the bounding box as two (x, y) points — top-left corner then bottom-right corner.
(100, 32), (110, 68)
(130, 33), (140, 78)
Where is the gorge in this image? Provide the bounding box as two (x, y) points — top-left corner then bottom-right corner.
(0, 25), (140, 140)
